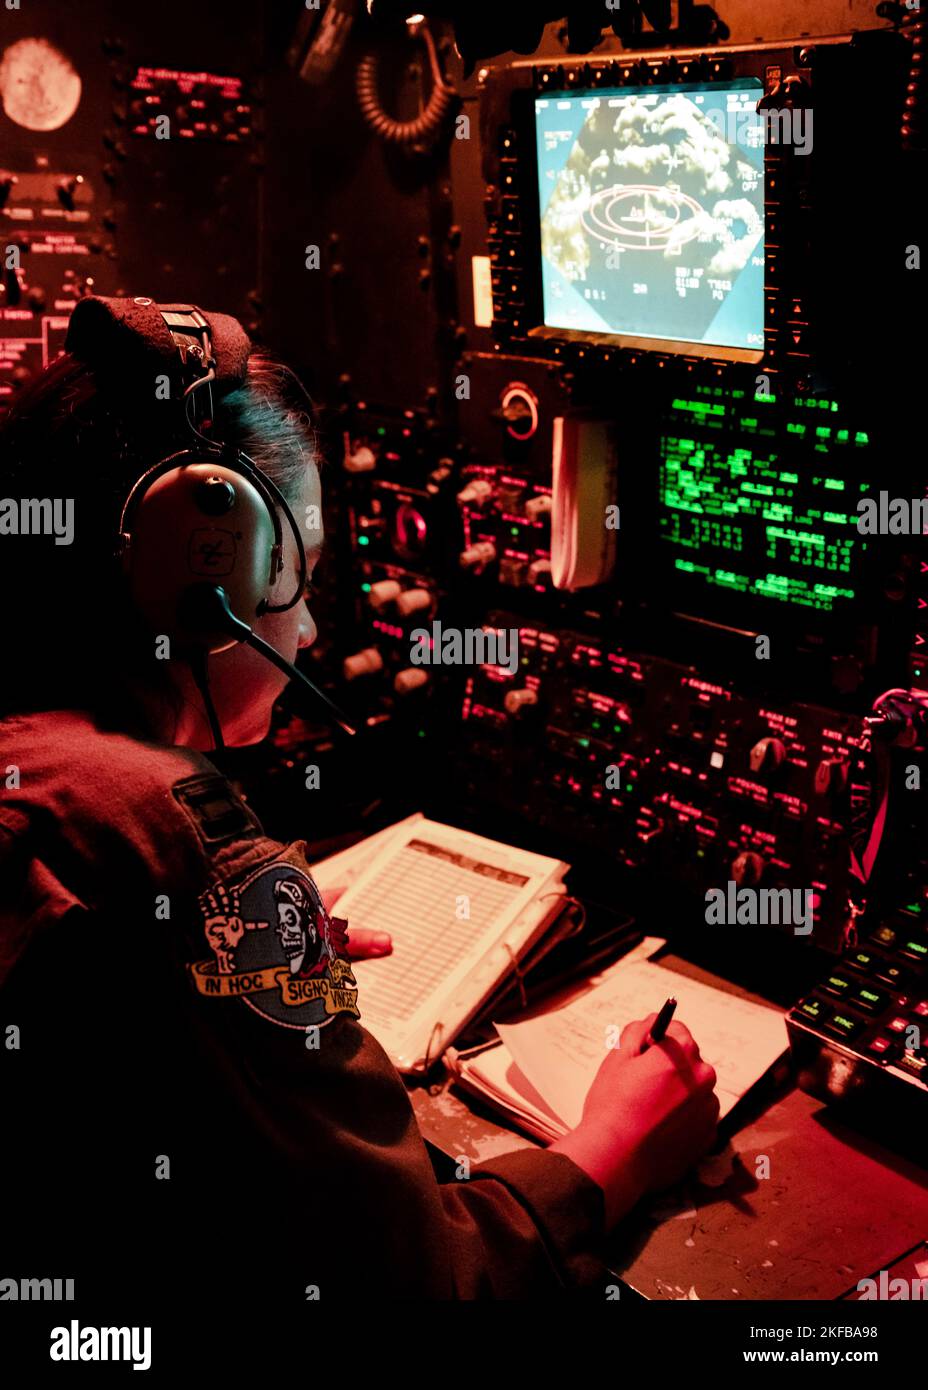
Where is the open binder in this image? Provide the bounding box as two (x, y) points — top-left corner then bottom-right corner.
(310, 814), (571, 1073)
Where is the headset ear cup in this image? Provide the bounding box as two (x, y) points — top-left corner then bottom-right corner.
(123, 460), (278, 653)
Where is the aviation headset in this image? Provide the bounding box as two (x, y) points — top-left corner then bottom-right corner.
(64, 294), (356, 747)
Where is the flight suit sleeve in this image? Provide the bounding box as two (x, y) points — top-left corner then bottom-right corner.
(174, 838), (609, 1299)
(0, 811), (88, 983)
(178, 990), (608, 1299)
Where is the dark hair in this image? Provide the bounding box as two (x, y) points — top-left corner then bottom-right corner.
(0, 349), (319, 726)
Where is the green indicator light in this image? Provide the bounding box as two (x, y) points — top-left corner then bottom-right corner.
(592, 720), (601, 730)
(779, 472), (799, 483)
(417, 730), (426, 738)
(816, 427), (831, 439)
(510, 526), (519, 536)
(358, 535), (369, 546)
(361, 582), (372, 592)
(823, 479), (844, 490)
(577, 737), (590, 748)
(377, 427), (386, 436)
(855, 432), (869, 445)
(613, 724), (623, 733)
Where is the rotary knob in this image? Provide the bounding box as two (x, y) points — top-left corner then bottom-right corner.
(731, 850), (765, 887)
(749, 736), (786, 775)
(503, 688), (538, 717)
(814, 758), (849, 796)
(342, 647), (383, 681)
(395, 587), (432, 618)
(456, 479), (493, 507)
(459, 541), (496, 573)
(367, 580), (401, 612)
(394, 668), (429, 695)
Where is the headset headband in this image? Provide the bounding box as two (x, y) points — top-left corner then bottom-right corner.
(65, 294), (307, 617)
(65, 294), (252, 399)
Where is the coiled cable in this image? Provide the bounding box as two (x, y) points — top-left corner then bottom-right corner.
(356, 18), (455, 154)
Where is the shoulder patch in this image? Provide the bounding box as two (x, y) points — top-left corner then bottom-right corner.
(188, 844), (359, 1031)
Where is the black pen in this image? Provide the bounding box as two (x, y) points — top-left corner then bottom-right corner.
(640, 997), (677, 1053)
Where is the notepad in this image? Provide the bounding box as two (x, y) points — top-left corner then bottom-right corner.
(448, 947), (789, 1143)
(314, 815), (569, 1072)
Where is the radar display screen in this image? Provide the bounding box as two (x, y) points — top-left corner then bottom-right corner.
(658, 388), (873, 622)
(534, 81), (765, 354)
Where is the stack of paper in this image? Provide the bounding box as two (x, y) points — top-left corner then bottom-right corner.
(447, 946), (789, 1143)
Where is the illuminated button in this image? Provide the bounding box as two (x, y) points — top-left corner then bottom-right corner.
(796, 996), (825, 1023)
(868, 1036), (894, 1056)
(749, 736), (786, 774)
(913, 1001), (928, 1017)
(871, 924), (898, 948)
(872, 961), (908, 989)
(846, 950), (875, 973)
(344, 444), (376, 473)
(899, 937), (928, 964)
(887, 1015), (909, 1033)
(898, 1052), (927, 1080)
(850, 986), (888, 1014)
(823, 1012), (863, 1041)
(822, 974), (852, 998)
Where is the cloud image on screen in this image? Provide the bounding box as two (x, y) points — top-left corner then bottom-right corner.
(535, 81), (765, 352)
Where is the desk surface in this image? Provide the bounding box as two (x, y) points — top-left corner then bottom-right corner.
(408, 953), (928, 1301)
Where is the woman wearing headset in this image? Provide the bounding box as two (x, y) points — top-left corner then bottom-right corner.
(0, 298), (718, 1307)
